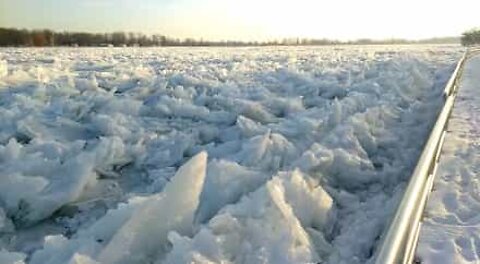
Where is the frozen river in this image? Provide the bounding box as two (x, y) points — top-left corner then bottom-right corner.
(0, 46), (462, 263)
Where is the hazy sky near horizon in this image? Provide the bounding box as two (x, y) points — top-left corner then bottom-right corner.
(0, 0), (479, 40)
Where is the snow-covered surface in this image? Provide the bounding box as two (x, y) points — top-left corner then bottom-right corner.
(417, 53), (480, 264)
(0, 46), (461, 263)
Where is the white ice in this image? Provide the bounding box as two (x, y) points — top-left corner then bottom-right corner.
(0, 46), (462, 263)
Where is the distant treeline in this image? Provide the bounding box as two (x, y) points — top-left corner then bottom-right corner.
(0, 27), (460, 47)
(461, 29), (480, 46)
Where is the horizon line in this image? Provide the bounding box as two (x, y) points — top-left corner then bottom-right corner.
(0, 27), (462, 43)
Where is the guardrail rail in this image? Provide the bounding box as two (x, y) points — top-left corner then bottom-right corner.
(373, 49), (471, 264)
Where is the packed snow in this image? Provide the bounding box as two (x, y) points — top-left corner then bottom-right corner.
(417, 52), (480, 264)
(0, 46), (461, 264)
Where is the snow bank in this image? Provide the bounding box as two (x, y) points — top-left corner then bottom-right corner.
(0, 46), (461, 263)
(417, 54), (480, 264)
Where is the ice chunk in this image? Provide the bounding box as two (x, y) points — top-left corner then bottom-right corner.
(267, 178), (319, 259)
(196, 159), (269, 223)
(202, 140), (242, 159)
(29, 235), (97, 264)
(165, 175), (323, 264)
(235, 131), (298, 170)
(75, 74), (99, 91)
(327, 98), (343, 128)
(17, 153), (95, 226)
(0, 150), (95, 226)
(31, 222), (132, 264)
(293, 143), (334, 173)
(236, 115), (268, 138)
(278, 170), (336, 233)
(0, 173), (48, 215)
(0, 250), (26, 264)
(163, 229), (222, 264)
(266, 97), (305, 117)
(29, 197), (146, 264)
(329, 148), (378, 189)
(68, 254), (99, 264)
(97, 151), (208, 264)
(144, 132), (195, 168)
(0, 208), (14, 232)
(93, 137), (131, 178)
(236, 100), (276, 124)
(0, 60), (7, 78)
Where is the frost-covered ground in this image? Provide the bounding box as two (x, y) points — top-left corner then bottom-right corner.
(0, 46), (461, 264)
(417, 53), (480, 264)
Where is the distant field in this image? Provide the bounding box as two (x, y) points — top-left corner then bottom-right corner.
(0, 46), (462, 264)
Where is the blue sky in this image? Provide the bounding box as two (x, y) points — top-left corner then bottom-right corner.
(1, 0), (479, 40)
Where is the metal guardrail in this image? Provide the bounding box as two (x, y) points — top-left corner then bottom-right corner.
(444, 52), (468, 96)
(373, 50), (470, 264)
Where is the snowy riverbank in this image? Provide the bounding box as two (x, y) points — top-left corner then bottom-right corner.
(417, 52), (480, 264)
